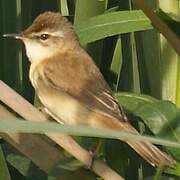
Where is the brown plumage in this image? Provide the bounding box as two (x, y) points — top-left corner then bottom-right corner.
(11, 12), (177, 167)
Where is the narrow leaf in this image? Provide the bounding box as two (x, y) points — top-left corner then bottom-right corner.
(60, 0), (69, 16)
(0, 146), (11, 180)
(75, 10), (153, 44)
(0, 118), (180, 149)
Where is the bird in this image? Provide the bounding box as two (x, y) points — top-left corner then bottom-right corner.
(3, 11), (176, 167)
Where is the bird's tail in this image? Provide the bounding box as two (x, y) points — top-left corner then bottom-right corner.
(126, 140), (175, 166)
(90, 112), (176, 167)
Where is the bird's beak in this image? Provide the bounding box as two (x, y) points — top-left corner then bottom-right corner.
(2, 33), (23, 40)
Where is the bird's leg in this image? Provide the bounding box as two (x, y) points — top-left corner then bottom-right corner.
(87, 139), (104, 169)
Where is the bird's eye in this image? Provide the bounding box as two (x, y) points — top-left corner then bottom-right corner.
(40, 34), (49, 40)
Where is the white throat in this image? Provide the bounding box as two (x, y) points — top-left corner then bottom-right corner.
(23, 40), (55, 63)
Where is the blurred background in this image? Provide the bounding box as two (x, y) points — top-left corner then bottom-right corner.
(0, 0), (180, 179)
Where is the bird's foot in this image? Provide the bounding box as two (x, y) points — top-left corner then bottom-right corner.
(86, 140), (103, 169)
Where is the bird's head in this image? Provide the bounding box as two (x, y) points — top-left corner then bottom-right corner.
(3, 12), (79, 62)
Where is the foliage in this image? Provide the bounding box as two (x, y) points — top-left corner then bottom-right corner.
(0, 0), (180, 179)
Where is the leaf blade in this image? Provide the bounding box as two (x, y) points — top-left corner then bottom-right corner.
(75, 10), (153, 44)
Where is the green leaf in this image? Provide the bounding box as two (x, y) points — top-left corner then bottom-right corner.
(75, 10), (153, 44)
(7, 154), (31, 176)
(6, 152), (46, 180)
(157, 9), (180, 36)
(74, 0), (107, 24)
(114, 92), (158, 112)
(110, 37), (123, 90)
(0, 146), (11, 180)
(153, 166), (164, 180)
(135, 29), (162, 97)
(60, 0), (69, 16)
(1, 0), (22, 93)
(0, 118), (179, 149)
(105, 140), (129, 176)
(74, 0), (107, 67)
(115, 92), (180, 162)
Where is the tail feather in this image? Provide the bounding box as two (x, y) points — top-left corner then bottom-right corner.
(90, 112), (176, 167)
(127, 141), (176, 166)
(121, 122), (176, 166)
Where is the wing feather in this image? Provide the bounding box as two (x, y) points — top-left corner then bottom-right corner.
(42, 50), (126, 121)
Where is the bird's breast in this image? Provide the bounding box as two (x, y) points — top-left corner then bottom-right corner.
(29, 63), (90, 125)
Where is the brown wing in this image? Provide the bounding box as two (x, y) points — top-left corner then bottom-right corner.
(42, 49), (126, 121)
